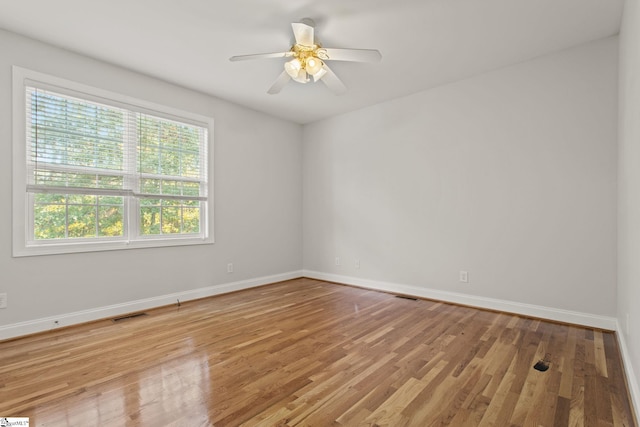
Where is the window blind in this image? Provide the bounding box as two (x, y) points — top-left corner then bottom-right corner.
(25, 86), (208, 202)
(136, 113), (208, 201)
(26, 87), (132, 197)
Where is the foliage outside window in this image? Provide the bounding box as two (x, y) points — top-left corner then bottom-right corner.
(13, 67), (213, 256)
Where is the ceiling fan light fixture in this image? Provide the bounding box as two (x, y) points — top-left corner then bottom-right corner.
(305, 56), (324, 76)
(230, 20), (382, 94)
(284, 58), (302, 78)
(291, 68), (309, 84)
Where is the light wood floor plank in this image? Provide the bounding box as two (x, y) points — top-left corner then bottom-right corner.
(0, 278), (636, 426)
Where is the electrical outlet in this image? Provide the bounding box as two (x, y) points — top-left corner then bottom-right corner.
(459, 271), (469, 283)
(227, 263), (233, 273)
(0, 293), (6, 308)
(355, 259), (360, 269)
(335, 257), (341, 266)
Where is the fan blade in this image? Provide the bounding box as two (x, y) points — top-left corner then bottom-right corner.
(318, 48), (382, 62)
(291, 22), (314, 47)
(229, 52), (293, 62)
(319, 64), (347, 95)
(267, 71), (291, 94)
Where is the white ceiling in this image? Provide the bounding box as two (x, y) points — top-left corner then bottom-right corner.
(0, 0), (625, 124)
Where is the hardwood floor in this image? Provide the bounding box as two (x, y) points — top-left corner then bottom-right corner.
(0, 278), (636, 426)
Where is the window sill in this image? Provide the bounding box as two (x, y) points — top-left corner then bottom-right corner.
(13, 236), (214, 257)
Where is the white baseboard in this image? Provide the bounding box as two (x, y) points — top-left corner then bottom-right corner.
(615, 320), (640, 422)
(0, 270), (303, 341)
(302, 270), (618, 330)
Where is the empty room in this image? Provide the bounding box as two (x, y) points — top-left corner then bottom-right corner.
(0, 0), (639, 425)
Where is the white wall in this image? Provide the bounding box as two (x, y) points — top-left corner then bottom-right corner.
(303, 37), (618, 323)
(618, 0), (640, 412)
(0, 29), (303, 335)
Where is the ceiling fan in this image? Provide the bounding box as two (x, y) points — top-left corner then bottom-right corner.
(229, 19), (382, 95)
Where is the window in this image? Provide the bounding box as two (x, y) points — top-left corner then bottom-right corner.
(12, 67), (213, 256)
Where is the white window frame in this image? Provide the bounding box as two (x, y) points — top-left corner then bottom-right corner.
(12, 66), (214, 257)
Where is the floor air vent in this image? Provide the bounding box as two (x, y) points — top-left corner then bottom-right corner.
(112, 312), (148, 322)
(533, 353), (551, 372)
(395, 295), (418, 301)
